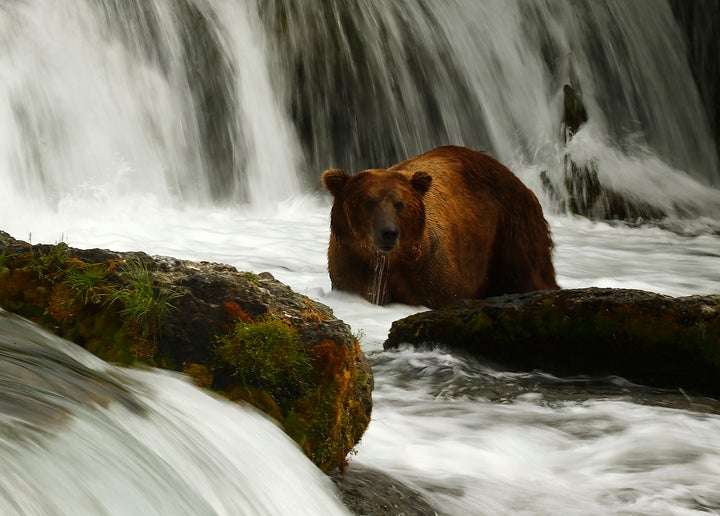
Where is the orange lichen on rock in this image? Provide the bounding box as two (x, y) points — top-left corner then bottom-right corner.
(223, 300), (254, 325)
(284, 338), (371, 473)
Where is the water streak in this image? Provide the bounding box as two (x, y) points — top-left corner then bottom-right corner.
(368, 252), (389, 305)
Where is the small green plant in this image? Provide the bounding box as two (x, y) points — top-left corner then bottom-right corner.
(30, 242), (70, 281)
(352, 328), (366, 343)
(108, 257), (181, 338)
(694, 321), (708, 341)
(64, 263), (111, 305)
(216, 315), (313, 392)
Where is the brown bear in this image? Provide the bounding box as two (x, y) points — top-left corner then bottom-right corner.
(321, 145), (559, 308)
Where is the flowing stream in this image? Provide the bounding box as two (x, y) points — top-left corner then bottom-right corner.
(0, 309), (349, 515)
(2, 1), (720, 514)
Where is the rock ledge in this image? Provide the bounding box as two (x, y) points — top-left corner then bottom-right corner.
(385, 288), (720, 398)
(0, 230), (372, 473)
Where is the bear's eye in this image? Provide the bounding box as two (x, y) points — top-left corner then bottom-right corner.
(364, 198), (379, 210)
(394, 200), (405, 212)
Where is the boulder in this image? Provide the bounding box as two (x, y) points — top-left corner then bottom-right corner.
(385, 288), (720, 398)
(332, 464), (438, 516)
(541, 53), (668, 221)
(0, 230), (372, 473)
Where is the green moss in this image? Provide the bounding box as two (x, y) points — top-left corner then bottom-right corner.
(0, 249), (12, 273)
(228, 384), (284, 422)
(215, 314), (313, 393)
(215, 324), (371, 473)
(283, 340), (370, 473)
(243, 271), (260, 283)
(468, 312), (493, 334)
(285, 388), (338, 467)
(183, 363), (214, 389)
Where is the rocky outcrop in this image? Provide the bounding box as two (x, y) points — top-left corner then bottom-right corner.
(332, 464), (438, 516)
(0, 230), (372, 473)
(385, 288), (720, 398)
(541, 53), (668, 221)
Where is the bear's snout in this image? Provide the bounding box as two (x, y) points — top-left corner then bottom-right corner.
(373, 225), (399, 253)
(370, 198), (401, 253)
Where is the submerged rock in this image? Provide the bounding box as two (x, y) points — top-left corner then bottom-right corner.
(332, 464), (438, 516)
(0, 230), (372, 474)
(541, 53), (669, 221)
(385, 288), (720, 398)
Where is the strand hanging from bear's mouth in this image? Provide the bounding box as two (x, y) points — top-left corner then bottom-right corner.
(368, 252), (389, 305)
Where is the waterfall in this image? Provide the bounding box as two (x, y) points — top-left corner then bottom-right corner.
(0, 309), (348, 515)
(1, 0), (718, 215)
(263, 0), (718, 188)
(0, 0), (300, 210)
(670, 0), (720, 166)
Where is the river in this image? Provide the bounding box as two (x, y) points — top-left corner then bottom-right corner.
(1, 1), (720, 514)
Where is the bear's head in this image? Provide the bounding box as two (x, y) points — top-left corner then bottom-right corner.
(322, 168), (432, 254)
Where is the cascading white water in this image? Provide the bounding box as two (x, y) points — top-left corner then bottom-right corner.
(1, 0), (200, 209)
(0, 309), (349, 515)
(263, 0), (720, 217)
(0, 0), (300, 213)
(2, 0), (718, 216)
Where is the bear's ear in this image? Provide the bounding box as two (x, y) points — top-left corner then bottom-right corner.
(322, 168), (350, 196)
(411, 171), (432, 195)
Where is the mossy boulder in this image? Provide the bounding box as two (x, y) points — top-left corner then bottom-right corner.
(0, 230), (372, 473)
(385, 288), (720, 398)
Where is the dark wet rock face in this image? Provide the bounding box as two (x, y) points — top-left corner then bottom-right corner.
(333, 464), (439, 516)
(386, 288), (720, 398)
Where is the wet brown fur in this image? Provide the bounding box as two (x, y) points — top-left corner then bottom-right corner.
(321, 145), (559, 308)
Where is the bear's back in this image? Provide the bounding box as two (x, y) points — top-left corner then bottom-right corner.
(389, 145), (524, 200)
(388, 145), (558, 299)
(388, 145), (526, 234)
